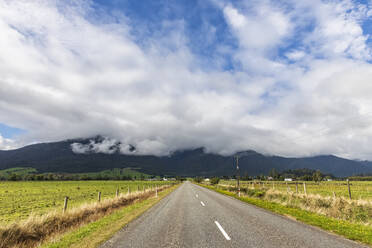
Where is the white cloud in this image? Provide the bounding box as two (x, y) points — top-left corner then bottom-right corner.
(303, 0), (372, 60)
(223, 2), (293, 74)
(285, 50), (306, 61)
(223, 3), (292, 50)
(71, 138), (121, 154)
(0, 0), (372, 160)
(0, 134), (16, 150)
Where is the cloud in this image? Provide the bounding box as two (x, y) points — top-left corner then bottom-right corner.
(302, 0), (372, 60)
(0, 134), (16, 150)
(0, 0), (372, 159)
(285, 50), (306, 61)
(71, 137), (121, 154)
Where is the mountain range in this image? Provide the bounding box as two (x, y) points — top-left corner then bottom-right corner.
(1, 138), (372, 177)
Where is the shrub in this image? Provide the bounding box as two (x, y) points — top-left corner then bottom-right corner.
(194, 177), (202, 183)
(210, 177), (220, 185)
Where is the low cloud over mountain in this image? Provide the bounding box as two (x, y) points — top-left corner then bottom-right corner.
(2, 138), (372, 177)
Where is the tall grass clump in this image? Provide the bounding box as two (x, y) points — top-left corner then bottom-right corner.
(0, 185), (171, 248)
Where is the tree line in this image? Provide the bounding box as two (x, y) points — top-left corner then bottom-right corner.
(0, 173), (156, 181)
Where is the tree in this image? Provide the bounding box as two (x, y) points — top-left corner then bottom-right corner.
(194, 177), (202, 183)
(176, 176), (186, 181)
(258, 174), (265, 180)
(269, 168), (279, 179)
(210, 177), (220, 185)
(47, 173), (55, 181)
(312, 170), (323, 182)
(9, 173), (19, 181)
(36, 174), (44, 181)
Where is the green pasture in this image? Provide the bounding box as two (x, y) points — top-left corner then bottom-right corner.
(0, 180), (171, 224)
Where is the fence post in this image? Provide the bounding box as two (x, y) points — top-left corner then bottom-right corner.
(116, 188), (119, 198)
(296, 182), (298, 193)
(128, 186), (130, 195)
(303, 182), (307, 195)
(272, 181), (275, 190)
(63, 196), (69, 213)
(156, 185), (158, 198)
(347, 179), (352, 200)
(333, 191), (336, 199)
(98, 192), (101, 202)
(137, 185), (140, 192)
(286, 182), (289, 193)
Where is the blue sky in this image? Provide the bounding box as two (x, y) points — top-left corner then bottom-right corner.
(1, 0), (372, 159)
(0, 123), (24, 138)
(89, 0), (372, 63)
(90, 0), (238, 70)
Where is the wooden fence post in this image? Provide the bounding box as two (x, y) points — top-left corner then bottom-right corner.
(347, 179), (352, 200)
(98, 192), (101, 202)
(63, 196), (69, 213)
(333, 191), (336, 199)
(128, 186), (130, 195)
(303, 182), (307, 195)
(116, 188), (119, 198)
(296, 182), (298, 193)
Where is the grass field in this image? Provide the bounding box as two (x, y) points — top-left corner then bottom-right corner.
(220, 180), (372, 199)
(0, 180), (172, 224)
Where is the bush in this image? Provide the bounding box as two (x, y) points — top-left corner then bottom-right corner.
(194, 177), (203, 183)
(210, 177), (220, 185)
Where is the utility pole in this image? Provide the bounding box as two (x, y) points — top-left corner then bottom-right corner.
(236, 156), (240, 197)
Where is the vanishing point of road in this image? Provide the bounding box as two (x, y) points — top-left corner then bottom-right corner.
(100, 181), (367, 248)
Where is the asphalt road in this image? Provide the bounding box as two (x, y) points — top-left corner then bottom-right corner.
(100, 181), (367, 248)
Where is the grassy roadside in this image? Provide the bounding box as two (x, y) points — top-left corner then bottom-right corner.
(40, 185), (179, 248)
(199, 184), (372, 246)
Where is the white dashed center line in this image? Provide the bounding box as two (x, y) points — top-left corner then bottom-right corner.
(215, 221), (231, 240)
(200, 201), (205, 206)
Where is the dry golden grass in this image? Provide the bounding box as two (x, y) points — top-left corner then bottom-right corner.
(0, 185), (170, 248)
(217, 184), (372, 226)
(264, 189), (372, 224)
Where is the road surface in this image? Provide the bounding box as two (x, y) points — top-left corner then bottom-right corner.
(100, 181), (366, 248)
